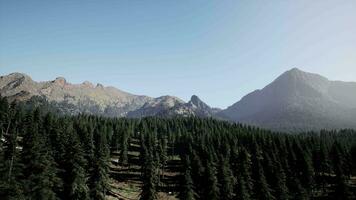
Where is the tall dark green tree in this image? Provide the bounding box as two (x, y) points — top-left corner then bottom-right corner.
(251, 143), (275, 200)
(0, 107), (24, 200)
(21, 109), (61, 200)
(205, 161), (219, 200)
(218, 156), (234, 200)
(61, 125), (90, 200)
(89, 125), (110, 200)
(180, 156), (196, 200)
(140, 137), (158, 200)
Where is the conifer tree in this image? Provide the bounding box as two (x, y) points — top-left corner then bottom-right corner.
(21, 109), (61, 200)
(218, 156), (234, 200)
(274, 161), (289, 200)
(0, 107), (24, 200)
(89, 126), (110, 200)
(62, 125), (89, 200)
(351, 143), (356, 176)
(205, 161), (219, 200)
(332, 175), (353, 200)
(180, 156), (196, 200)
(140, 137), (157, 200)
(313, 141), (330, 192)
(251, 143), (275, 200)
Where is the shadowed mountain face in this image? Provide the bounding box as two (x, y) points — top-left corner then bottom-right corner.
(1, 69), (355, 132)
(219, 68), (356, 132)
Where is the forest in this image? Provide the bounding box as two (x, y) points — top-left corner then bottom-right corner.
(0, 96), (356, 200)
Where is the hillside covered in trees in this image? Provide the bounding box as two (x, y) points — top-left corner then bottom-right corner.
(0, 96), (356, 200)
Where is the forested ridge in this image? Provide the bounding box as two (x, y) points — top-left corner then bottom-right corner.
(0, 96), (356, 200)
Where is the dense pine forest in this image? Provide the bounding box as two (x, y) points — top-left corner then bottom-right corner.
(0, 96), (356, 200)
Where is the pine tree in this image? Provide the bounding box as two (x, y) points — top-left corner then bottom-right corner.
(140, 140), (157, 200)
(290, 178), (308, 200)
(351, 143), (356, 176)
(89, 125), (110, 200)
(62, 125), (89, 200)
(120, 131), (129, 166)
(293, 141), (314, 194)
(332, 175), (353, 200)
(236, 148), (253, 196)
(251, 143), (275, 200)
(330, 142), (345, 177)
(274, 161), (289, 200)
(158, 136), (168, 185)
(218, 156), (234, 200)
(180, 156), (197, 200)
(21, 109), (61, 200)
(205, 161), (219, 200)
(313, 141), (330, 192)
(0, 107), (24, 200)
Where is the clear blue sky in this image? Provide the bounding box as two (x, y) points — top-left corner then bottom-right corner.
(1, 0), (355, 108)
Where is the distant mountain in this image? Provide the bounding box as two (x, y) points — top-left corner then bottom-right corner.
(0, 72), (216, 118)
(127, 95), (185, 118)
(1, 69), (356, 132)
(219, 68), (356, 132)
(127, 95), (220, 118)
(160, 95), (221, 117)
(0, 72), (152, 117)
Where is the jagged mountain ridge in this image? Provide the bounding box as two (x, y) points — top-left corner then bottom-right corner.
(1, 69), (356, 132)
(127, 95), (220, 118)
(0, 72), (153, 116)
(0, 72), (215, 118)
(219, 68), (356, 132)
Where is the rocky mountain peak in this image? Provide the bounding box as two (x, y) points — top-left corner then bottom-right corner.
(6, 72), (32, 81)
(54, 77), (66, 86)
(277, 67), (328, 83)
(96, 83), (104, 89)
(189, 95), (210, 109)
(82, 81), (94, 88)
(0, 72), (153, 117)
(220, 68), (356, 132)
(190, 95), (200, 104)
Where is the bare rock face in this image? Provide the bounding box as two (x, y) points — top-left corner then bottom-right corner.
(219, 68), (356, 132)
(54, 77), (67, 86)
(127, 95), (185, 117)
(163, 95), (221, 117)
(0, 73), (37, 101)
(0, 72), (217, 118)
(2, 68), (355, 132)
(128, 94), (221, 118)
(0, 72), (152, 117)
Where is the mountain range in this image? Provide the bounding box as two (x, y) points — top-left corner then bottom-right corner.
(1, 68), (355, 132)
(220, 68), (356, 132)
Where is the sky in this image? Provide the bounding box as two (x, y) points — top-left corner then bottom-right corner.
(0, 0), (355, 108)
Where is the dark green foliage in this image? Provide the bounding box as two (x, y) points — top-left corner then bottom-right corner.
(0, 97), (355, 199)
(180, 156), (197, 200)
(332, 175), (353, 200)
(140, 134), (158, 200)
(205, 161), (219, 200)
(61, 125), (89, 200)
(351, 143), (356, 176)
(89, 125), (110, 200)
(21, 109), (62, 200)
(273, 161), (289, 200)
(218, 156), (234, 200)
(0, 105), (25, 200)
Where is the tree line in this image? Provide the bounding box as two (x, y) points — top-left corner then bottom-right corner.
(0, 96), (355, 199)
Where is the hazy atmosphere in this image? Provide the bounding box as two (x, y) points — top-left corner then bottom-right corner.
(1, 0), (356, 108)
(1, 1), (356, 200)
